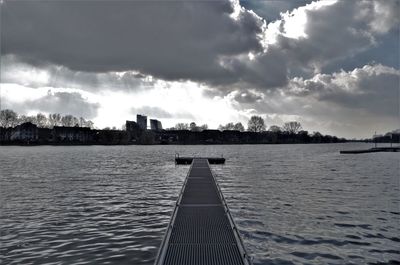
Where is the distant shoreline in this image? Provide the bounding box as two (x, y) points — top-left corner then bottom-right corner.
(0, 141), (367, 147)
(2, 122), (397, 146)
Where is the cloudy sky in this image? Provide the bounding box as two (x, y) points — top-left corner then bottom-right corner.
(0, 0), (399, 138)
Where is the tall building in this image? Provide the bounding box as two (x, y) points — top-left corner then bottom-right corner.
(136, 115), (147, 130)
(150, 119), (163, 131)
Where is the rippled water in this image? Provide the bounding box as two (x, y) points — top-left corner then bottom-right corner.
(0, 144), (399, 265)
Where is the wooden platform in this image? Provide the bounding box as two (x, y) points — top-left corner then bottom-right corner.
(155, 158), (250, 265)
(340, 147), (400, 154)
(175, 156), (225, 165)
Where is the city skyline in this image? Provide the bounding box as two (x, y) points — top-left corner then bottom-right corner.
(0, 0), (399, 138)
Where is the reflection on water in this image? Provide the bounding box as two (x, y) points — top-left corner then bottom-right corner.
(0, 144), (399, 264)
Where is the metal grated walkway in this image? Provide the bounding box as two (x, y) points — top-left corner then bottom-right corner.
(155, 158), (251, 265)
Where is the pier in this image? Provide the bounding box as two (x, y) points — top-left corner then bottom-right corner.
(175, 155), (225, 165)
(155, 158), (251, 265)
(340, 147), (400, 154)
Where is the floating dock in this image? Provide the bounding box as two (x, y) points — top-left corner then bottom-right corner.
(340, 147), (400, 154)
(155, 158), (251, 265)
(175, 156), (225, 165)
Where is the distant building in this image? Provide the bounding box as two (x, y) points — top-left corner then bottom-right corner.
(126, 120), (138, 132)
(10, 122), (38, 141)
(137, 114), (147, 130)
(125, 120), (142, 142)
(150, 119), (163, 131)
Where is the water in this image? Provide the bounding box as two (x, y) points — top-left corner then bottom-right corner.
(0, 143), (399, 265)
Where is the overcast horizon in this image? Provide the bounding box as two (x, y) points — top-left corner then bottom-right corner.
(0, 0), (399, 138)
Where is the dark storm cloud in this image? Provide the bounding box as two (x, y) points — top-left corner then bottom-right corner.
(206, 0), (398, 90)
(2, 0), (398, 92)
(4, 91), (100, 119)
(1, 0), (263, 83)
(322, 29), (400, 73)
(222, 45), (290, 88)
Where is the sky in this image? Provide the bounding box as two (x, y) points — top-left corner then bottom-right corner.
(0, 0), (399, 138)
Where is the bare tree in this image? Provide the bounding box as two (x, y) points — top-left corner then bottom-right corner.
(72, 116), (79, 127)
(234, 122), (245, 132)
(36, 113), (48, 128)
(269, 125), (281, 132)
(219, 122), (235, 131)
(19, 115), (36, 125)
(48, 113), (62, 127)
(0, 109), (18, 128)
(219, 122), (244, 131)
(79, 117), (86, 127)
(247, 115), (266, 132)
(61, 115), (75, 127)
(282, 121), (302, 134)
(224, 122), (235, 130)
(189, 122), (200, 132)
(199, 124), (208, 131)
(85, 120), (94, 129)
(175, 123), (189, 130)
(1, 109), (95, 129)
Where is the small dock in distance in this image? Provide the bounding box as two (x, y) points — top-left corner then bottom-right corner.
(155, 158), (251, 265)
(340, 146), (400, 154)
(175, 155), (225, 165)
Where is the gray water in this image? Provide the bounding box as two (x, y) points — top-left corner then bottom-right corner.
(0, 143), (399, 265)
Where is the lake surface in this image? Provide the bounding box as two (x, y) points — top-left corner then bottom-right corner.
(0, 143), (399, 265)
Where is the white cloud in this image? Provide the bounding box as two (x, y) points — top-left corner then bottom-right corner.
(0, 55), (155, 92)
(229, 64), (399, 138)
(1, 84), (100, 119)
(259, 0), (399, 77)
(1, 0), (263, 83)
(287, 64), (400, 117)
(362, 0), (400, 34)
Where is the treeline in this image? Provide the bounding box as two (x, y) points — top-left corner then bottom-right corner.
(244, 116), (305, 134)
(169, 116), (310, 135)
(161, 129), (346, 145)
(163, 116), (346, 144)
(218, 122), (245, 131)
(0, 109), (94, 129)
(167, 122), (209, 131)
(1, 109), (348, 144)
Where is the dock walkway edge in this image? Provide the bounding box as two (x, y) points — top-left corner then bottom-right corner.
(155, 158), (251, 265)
